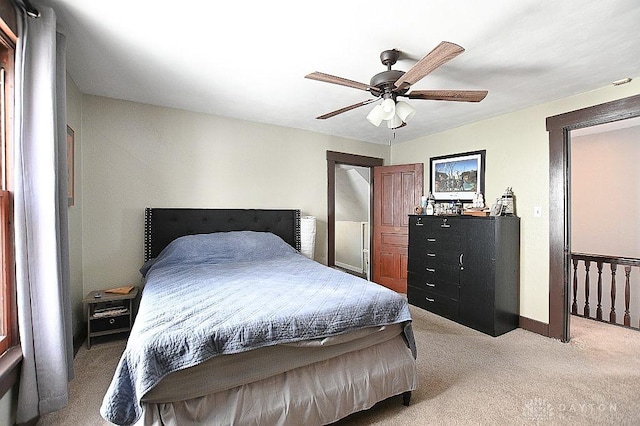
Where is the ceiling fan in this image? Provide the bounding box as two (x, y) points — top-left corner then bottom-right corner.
(305, 41), (488, 129)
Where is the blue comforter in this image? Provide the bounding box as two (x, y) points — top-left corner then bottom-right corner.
(101, 231), (415, 425)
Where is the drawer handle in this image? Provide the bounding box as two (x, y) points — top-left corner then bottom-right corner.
(440, 224), (450, 228)
(415, 223), (424, 226)
(426, 253), (436, 257)
(425, 297), (435, 302)
(425, 282), (435, 287)
(427, 238), (436, 242)
(109, 318), (116, 325)
(426, 268), (435, 273)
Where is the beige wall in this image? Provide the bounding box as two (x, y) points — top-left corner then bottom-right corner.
(390, 78), (640, 323)
(79, 95), (389, 294)
(73, 79), (640, 326)
(66, 75), (84, 336)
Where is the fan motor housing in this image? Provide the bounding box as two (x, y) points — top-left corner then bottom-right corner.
(370, 70), (408, 94)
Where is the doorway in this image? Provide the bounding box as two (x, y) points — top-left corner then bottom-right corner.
(326, 151), (383, 279)
(547, 93), (640, 342)
(334, 164), (371, 279)
(570, 118), (640, 330)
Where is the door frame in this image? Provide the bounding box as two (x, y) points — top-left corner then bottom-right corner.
(546, 93), (640, 342)
(326, 151), (383, 271)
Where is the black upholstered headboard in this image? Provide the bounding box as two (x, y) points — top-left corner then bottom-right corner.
(144, 208), (301, 262)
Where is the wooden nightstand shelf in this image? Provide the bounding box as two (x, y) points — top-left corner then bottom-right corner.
(83, 287), (138, 349)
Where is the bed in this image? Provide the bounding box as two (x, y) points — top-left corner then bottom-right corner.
(101, 208), (418, 425)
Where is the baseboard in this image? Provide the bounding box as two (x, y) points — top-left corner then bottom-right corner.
(519, 316), (549, 337)
(334, 261), (363, 274)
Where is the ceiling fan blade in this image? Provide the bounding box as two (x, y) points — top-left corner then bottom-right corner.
(316, 98), (379, 119)
(305, 71), (380, 94)
(406, 90), (488, 102)
(394, 42), (465, 90)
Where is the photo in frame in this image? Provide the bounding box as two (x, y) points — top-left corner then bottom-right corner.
(67, 125), (74, 206)
(430, 150), (485, 201)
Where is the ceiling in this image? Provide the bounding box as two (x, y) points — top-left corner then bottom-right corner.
(32, 0), (640, 145)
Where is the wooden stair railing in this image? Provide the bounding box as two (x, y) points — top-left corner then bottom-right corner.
(571, 253), (640, 330)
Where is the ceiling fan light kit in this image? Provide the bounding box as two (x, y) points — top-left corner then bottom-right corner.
(366, 105), (386, 126)
(387, 113), (404, 129)
(380, 98), (396, 119)
(366, 99), (415, 129)
(305, 41), (488, 131)
(395, 101), (416, 123)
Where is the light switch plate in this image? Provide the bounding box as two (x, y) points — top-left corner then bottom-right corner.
(534, 206), (542, 217)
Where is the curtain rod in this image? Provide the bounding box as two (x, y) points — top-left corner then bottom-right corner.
(21, 0), (41, 18)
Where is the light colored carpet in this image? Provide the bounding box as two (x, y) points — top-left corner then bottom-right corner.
(38, 306), (640, 425)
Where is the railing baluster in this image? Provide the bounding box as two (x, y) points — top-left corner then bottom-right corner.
(583, 260), (591, 318)
(570, 253), (639, 331)
(572, 258), (579, 315)
(624, 266), (631, 327)
(610, 263), (617, 324)
(596, 261), (603, 321)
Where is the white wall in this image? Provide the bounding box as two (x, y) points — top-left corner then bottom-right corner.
(335, 165), (370, 271)
(80, 95), (389, 293)
(391, 78), (640, 324)
(571, 124), (640, 324)
(571, 125), (640, 257)
(335, 221), (365, 272)
(335, 166), (369, 222)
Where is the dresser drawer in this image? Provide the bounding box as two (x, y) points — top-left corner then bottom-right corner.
(407, 257), (460, 285)
(408, 285), (459, 321)
(407, 248), (461, 267)
(408, 271), (460, 300)
(408, 228), (461, 253)
(409, 215), (433, 230)
(409, 215), (463, 229)
(429, 235), (461, 254)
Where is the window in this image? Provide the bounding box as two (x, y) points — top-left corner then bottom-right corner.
(0, 58), (13, 355)
(0, 3), (19, 399)
(0, 30), (15, 355)
(0, 192), (10, 355)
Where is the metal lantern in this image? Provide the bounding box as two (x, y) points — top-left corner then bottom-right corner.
(501, 187), (516, 216)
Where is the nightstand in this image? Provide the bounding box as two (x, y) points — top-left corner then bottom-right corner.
(83, 287), (138, 349)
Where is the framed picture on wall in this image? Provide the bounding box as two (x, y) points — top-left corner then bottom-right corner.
(430, 150), (485, 201)
(67, 125), (75, 206)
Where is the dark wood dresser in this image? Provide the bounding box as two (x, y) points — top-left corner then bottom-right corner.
(407, 215), (520, 336)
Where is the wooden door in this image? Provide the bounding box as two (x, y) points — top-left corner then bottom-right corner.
(373, 163), (423, 293)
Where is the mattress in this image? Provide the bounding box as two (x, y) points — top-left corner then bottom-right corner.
(143, 323), (403, 403)
(137, 333), (417, 425)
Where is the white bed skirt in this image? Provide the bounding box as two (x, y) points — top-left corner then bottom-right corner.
(138, 334), (417, 425)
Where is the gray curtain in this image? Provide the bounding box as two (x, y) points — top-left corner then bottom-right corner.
(14, 4), (74, 423)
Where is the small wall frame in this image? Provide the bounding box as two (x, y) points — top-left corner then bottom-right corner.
(67, 125), (74, 206)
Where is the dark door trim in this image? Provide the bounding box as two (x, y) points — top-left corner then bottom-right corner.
(327, 151), (384, 270)
(546, 93), (640, 341)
